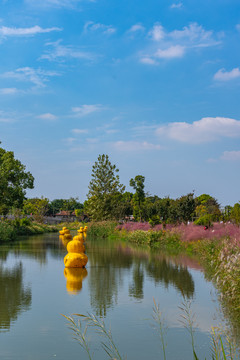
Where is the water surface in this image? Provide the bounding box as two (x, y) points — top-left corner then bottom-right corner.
(0, 233), (226, 359)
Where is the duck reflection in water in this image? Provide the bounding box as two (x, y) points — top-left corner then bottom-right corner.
(64, 267), (88, 295)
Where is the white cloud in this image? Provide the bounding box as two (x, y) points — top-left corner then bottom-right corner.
(149, 23), (165, 41)
(106, 129), (118, 134)
(221, 151), (240, 161)
(64, 137), (77, 144)
(72, 128), (88, 134)
(113, 141), (161, 151)
(156, 117), (240, 144)
(0, 25), (61, 36)
(86, 138), (98, 144)
(37, 113), (57, 121)
(169, 23), (214, 44)
(84, 21), (116, 35)
(25, 0), (83, 8)
(140, 57), (158, 65)
(0, 117), (13, 123)
(1, 67), (59, 88)
(214, 68), (240, 81)
(41, 40), (95, 62)
(71, 104), (104, 117)
(0, 87), (18, 95)
(155, 45), (185, 59)
(140, 22), (220, 65)
(0, 110), (15, 122)
(128, 24), (145, 33)
(170, 2), (183, 9)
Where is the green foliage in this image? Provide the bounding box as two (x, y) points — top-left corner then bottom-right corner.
(125, 229), (182, 252)
(0, 143), (34, 214)
(75, 208), (83, 218)
(0, 219), (56, 242)
(47, 198), (83, 216)
(129, 175), (145, 221)
(230, 203), (240, 226)
(23, 197), (49, 223)
(86, 154), (125, 220)
(0, 221), (16, 241)
(195, 194), (221, 221)
(127, 229), (150, 244)
(88, 221), (118, 238)
(149, 215), (161, 227)
(194, 214), (213, 226)
(175, 193), (195, 224)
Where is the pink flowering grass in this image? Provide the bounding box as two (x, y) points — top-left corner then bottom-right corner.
(117, 222), (240, 244)
(172, 223), (240, 244)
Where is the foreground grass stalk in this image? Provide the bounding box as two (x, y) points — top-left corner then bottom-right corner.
(152, 298), (167, 360)
(63, 312), (124, 360)
(62, 314), (92, 360)
(178, 295), (198, 359)
(82, 313), (123, 360)
(211, 326), (238, 360)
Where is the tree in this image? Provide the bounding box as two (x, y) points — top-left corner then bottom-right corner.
(175, 193), (195, 224)
(86, 154), (125, 220)
(230, 203), (240, 226)
(47, 198), (83, 216)
(195, 194), (221, 222)
(23, 197), (49, 223)
(0, 143), (34, 214)
(129, 175), (145, 221)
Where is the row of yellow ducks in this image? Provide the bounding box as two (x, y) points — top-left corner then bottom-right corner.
(59, 226), (88, 268)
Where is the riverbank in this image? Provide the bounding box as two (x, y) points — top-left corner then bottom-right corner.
(0, 218), (58, 242)
(87, 221), (240, 328)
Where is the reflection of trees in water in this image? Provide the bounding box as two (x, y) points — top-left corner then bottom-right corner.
(1, 234), (66, 265)
(0, 262), (31, 332)
(88, 264), (119, 317)
(146, 257), (195, 298)
(129, 261), (144, 300)
(87, 239), (195, 316)
(88, 241), (133, 316)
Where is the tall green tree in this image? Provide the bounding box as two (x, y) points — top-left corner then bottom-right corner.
(195, 194), (221, 221)
(85, 154), (125, 220)
(230, 202), (240, 226)
(175, 193), (195, 224)
(129, 175), (145, 221)
(0, 143), (34, 214)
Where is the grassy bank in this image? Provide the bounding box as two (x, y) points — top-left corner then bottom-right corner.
(0, 218), (58, 242)
(88, 221), (240, 327)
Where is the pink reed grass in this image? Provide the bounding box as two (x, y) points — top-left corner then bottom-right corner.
(117, 222), (240, 243)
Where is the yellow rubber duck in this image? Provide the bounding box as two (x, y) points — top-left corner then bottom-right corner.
(83, 226), (88, 240)
(64, 235), (88, 268)
(76, 227), (84, 242)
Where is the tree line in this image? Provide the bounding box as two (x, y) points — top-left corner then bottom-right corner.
(0, 145), (239, 225)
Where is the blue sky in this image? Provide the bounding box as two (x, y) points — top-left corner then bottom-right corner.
(0, 0), (240, 206)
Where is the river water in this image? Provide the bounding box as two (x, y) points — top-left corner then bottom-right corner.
(0, 232), (228, 359)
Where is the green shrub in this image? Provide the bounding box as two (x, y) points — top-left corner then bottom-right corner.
(149, 215), (161, 227)
(20, 217), (31, 226)
(127, 230), (149, 244)
(0, 221), (16, 242)
(194, 214), (213, 227)
(88, 221), (118, 238)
